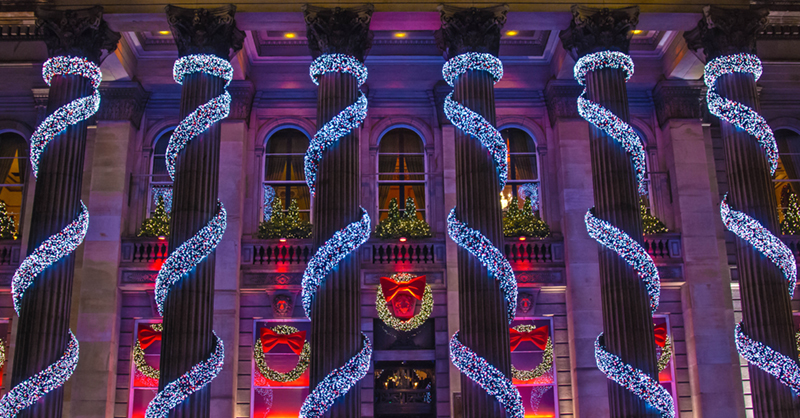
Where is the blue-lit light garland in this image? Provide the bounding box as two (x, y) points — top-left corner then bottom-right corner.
(299, 54), (373, 417)
(147, 54), (232, 417)
(0, 331), (79, 417)
(574, 51), (648, 195)
(584, 209), (674, 417)
(30, 56), (102, 178)
(519, 183), (540, 212)
(263, 184), (275, 222)
(442, 52), (523, 417)
(442, 52), (508, 188)
(304, 54), (368, 197)
(704, 53), (778, 175)
(734, 323), (800, 393)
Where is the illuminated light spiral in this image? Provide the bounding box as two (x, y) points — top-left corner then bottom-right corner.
(0, 55), (100, 416)
(585, 209), (674, 418)
(300, 54), (372, 417)
(146, 54), (232, 418)
(304, 54), (368, 197)
(574, 51), (648, 195)
(442, 52), (523, 417)
(720, 196), (800, 391)
(704, 53), (778, 175)
(442, 52), (508, 188)
(263, 184), (275, 222)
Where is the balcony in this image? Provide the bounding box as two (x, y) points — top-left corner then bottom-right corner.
(643, 233), (682, 261)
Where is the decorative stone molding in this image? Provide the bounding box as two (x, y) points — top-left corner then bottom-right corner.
(652, 80), (705, 127)
(165, 4), (245, 59)
(228, 80), (255, 123)
(559, 5), (639, 59)
(684, 5), (769, 61)
(432, 80), (451, 127)
(302, 4), (374, 62)
(544, 80), (583, 125)
(434, 4), (508, 59)
(95, 81), (149, 128)
(269, 292), (297, 318)
(31, 87), (49, 123)
(35, 5), (120, 64)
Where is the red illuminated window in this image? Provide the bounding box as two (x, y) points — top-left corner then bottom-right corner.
(653, 315), (677, 407)
(252, 320), (311, 417)
(128, 320), (162, 418)
(510, 317), (557, 418)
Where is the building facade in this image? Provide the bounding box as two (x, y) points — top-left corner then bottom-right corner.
(0, 1), (799, 417)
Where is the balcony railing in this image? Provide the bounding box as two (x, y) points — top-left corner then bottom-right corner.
(120, 237), (169, 264)
(643, 233), (682, 260)
(242, 238), (313, 265)
(0, 240), (20, 267)
(503, 237), (563, 264)
(367, 240), (443, 264)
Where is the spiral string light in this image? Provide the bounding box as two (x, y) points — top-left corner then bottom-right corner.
(704, 53), (778, 175)
(146, 54), (232, 418)
(442, 52), (524, 418)
(574, 51), (648, 195)
(0, 55), (101, 416)
(304, 54), (368, 197)
(300, 54), (372, 417)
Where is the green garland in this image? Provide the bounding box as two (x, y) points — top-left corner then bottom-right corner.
(258, 197), (313, 239)
(254, 325), (311, 383)
(0, 201), (18, 240)
(132, 323), (163, 380)
(376, 272), (434, 331)
(782, 193), (800, 235)
(657, 335), (672, 373)
(510, 325), (553, 382)
(138, 195), (170, 237)
(641, 197), (668, 235)
(503, 197), (550, 238)
(374, 197), (432, 239)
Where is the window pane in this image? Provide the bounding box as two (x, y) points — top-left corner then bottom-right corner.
(0, 133), (28, 235)
(267, 184), (311, 221)
(379, 128), (424, 154)
(266, 129), (310, 154)
(510, 154), (538, 181)
(378, 184), (425, 218)
(265, 155), (306, 182)
(503, 128), (536, 153)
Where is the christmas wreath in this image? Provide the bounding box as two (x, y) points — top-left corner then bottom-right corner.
(133, 323), (162, 380)
(376, 273), (433, 331)
(510, 324), (553, 382)
(254, 325), (310, 383)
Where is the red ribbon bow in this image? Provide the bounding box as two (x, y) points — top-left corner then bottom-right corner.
(654, 323), (667, 348)
(260, 328), (306, 355)
(509, 325), (549, 352)
(379, 275), (426, 302)
(138, 327), (162, 350)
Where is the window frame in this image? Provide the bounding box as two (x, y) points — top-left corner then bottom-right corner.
(127, 318), (162, 418)
(499, 126), (541, 215)
(509, 315), (559, 418)
(261, 127), (313, 224)
(0, 132), (30, 239)
(147, 128), (175, 217)
(375, 126), (428, 222)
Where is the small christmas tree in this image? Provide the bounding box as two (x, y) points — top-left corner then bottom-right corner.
(138, 195), (170, 237)
(375, 198), (403, 239)
(782, 193), (800, 235)
(258, 197), (312, 239)
(0, 201), (17, 240)
(284, 199), (312, 238)
(641, 198), (668, 235)
(375, 197), (432, 239)
(503, 197), (550, 238)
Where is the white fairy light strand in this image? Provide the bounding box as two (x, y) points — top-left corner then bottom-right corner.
(704, 53), (778, 175)
(442, 52), (508, 188)
(585, 208), (674, 417)
(304, 54), (368, 197)
(574, 51), (648, 195)
(519, 183), (540, 212)
(734, 323), (800, 393)
(30, 56), (101, 178)
(263, 184), (275, 222)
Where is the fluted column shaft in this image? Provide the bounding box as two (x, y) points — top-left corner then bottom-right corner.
(309, 71), (362, 417)
(158, 72), (224, 418)
(453, 69), (512, 417)
(11, 74), (90, 418)
(717, 72), (800, 416)
(586, 67), (659, 418)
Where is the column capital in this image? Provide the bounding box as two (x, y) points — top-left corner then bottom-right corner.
(652, 80), (705, 127)
(95, 81), (150, 129)
(434, 4), (508, 60)
(559, 5), (639, 59)
(302, 4), (374, 62)
(684, 5), (769, 61)
(35, 5), (120, 64)
(545, 80), (583, 126)
(165, 4), (245, 59)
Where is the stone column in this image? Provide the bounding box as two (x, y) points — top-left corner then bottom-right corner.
(653, 80), (746, 418)
(685, 7), (800, 416)
(10, 7), (118, 418)
(435, 5), (512, 417)
(159, 6), (244, 418)
(546, 80), (610, 418)
(70, 81), (148, 418)
(560, 6), (661, 418)
(302, 5), (373, 417)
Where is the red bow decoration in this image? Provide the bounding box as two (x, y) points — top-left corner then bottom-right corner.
(509, 325), (549, 352)
(654, 323), (667, 348)
(138, 327), (162, 350)
(260, 328), (306, 355)
(380, 275), (426, 302)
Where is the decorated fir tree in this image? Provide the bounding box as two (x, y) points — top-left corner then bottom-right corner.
(284, 199), (312, 238)
(375, 198), (403, 239)
(375, 197), (433, 239)
(782, 193), (800, 235)
(640, 198), (668, 235)
(503, 196), (550, 238)
(138, 195), (170, 237)
(258, 197), (312, 239)
(0, 201), (16, 240)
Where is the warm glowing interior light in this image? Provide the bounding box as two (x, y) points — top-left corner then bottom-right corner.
(519, 236), (526, 241)
(399, 237), (407, 242)
(158, 235), (166, 241)
(632, 29), (643, 35)
(158, 30), (170, 35)
(500, 192), (509, 210)
(505, 30), (518, 36)
(285, 33), (297, 39)
(394, 32), (407, 38)
(279, 237), (287, 242)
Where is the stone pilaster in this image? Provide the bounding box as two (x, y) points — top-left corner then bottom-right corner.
(561, 6), (662, 418)
(158, 5), (244, 418)
(686, 8), (800, 417)
(545, 80), (583, 126)
(10, 6), (118, 418)
(227, 80), (254, 124)
(95, 81), (149, 129)
(302, 5), (373, 417)
(436, 5), (512, 417)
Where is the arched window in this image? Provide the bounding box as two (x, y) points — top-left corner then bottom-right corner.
(0, 132), (28, 238)
(776, 129), (800, 213)
(149, 129), (173, 216)
(264, 128), (311, 221)
(377, 128), (426, 220)
(500, 128), (539, 209)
